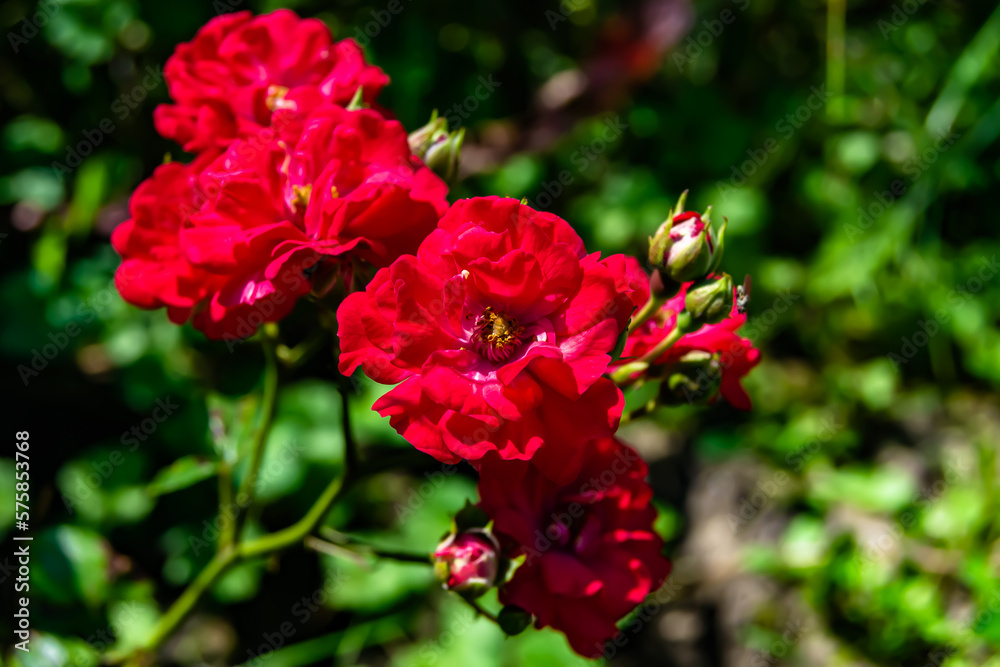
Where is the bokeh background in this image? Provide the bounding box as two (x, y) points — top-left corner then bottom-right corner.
(2, 0), (1000, 665)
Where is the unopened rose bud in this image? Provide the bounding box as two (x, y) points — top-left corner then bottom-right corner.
(648, 192), (726, 286)
(660, 350), (722, 405)
(408, 111), (465, 181)
(408, 110), (448, 156)
(433, 529), (500, 598)
(684, 273), (734, 327)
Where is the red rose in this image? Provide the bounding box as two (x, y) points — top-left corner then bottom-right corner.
(114, 105), (447, 340)
(614, 257), (760, 409)
(111, 154), (225, 324)
(337, 197), (634, 483)
(154, 9), (388, 153)
(478, 437), (670, 657)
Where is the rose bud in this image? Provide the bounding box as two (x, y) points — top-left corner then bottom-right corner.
(659, 350), (723, 405)
(407, 110), (449, 157)
(433, 529), (501, 598)
(408, 111), (465, 181)
(648, 192), (726, 292)
(685, 273), (735, 327)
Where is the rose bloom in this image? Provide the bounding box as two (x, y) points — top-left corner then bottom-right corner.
(114, 105), (448, 340)
(614, 257), (760, 409)
(112, 154), (226, 325)
(155, 9), (388, 153)
(338, 196), (635, 483)
(478, 437), (670, 657)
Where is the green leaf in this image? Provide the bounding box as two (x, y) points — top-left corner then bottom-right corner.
(32, 526), (110, 608)
(147, 456), (218, 497)
(498, 605), (532, 636)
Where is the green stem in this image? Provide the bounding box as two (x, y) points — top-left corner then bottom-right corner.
(305, 535), (430, 564)
(463, 596), (500, 625)
(233, 335), (280, 541)
(276, 331), (328, 369)
(339, 378), (358, 477)
(119, 457), (353, 664)
(622, 401), (656, 424)
(628, 294), (667, 335)
(131, 547), (239, 664)
(217, 462), (236, 551)
(611, 312), (691, 386)
(113, 380), (362, 665)
(240, 471), (350, 559)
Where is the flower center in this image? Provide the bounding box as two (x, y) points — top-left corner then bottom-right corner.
(474, 307), (525, 362)
(265, 85), (290, 111)
(291, 184), (312, 212)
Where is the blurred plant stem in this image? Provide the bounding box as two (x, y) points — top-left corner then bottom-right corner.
(825, 0), (845, 123)
(216, 461), (235, 549)
(306, 533), (431, 564)
(622, 400), (656, 424)
(276, 330), (329, 369)
(628, 295), (667, 334)
(115, 345), (363, 666)
(926, 3), (1000, 134)
(463, 596), (500, 625)
(611, 313), (689, 388)
(228, 329), (280, 546)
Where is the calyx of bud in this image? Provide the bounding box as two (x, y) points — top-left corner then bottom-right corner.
(408, 110), (465, 181)
(648, 191), (727, 290)
(684, 273), (735, 327)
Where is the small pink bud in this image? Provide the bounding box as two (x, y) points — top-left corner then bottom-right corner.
(433, 530), (500, 597)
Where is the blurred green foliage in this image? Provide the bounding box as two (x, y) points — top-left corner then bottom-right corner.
(2, 0), (999, 665)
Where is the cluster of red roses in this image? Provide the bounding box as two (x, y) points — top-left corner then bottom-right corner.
(112, 9), (759, 659)
(112, 9), (447, 339)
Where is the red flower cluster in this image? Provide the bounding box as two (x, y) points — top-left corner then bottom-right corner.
(338, 196), (631, 483)
(113, 10), (447, 340)
(113, 10), (760, 659)
(478, 438), (670, 657)
(338, 196), (672, 651)
(614, 257), (760, 409)
(154, 10), (388, 153)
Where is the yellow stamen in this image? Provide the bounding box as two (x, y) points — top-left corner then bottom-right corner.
(291, 184), (312, 212)
(474, 307), (525, 362)
(265, 85), (290, 111)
